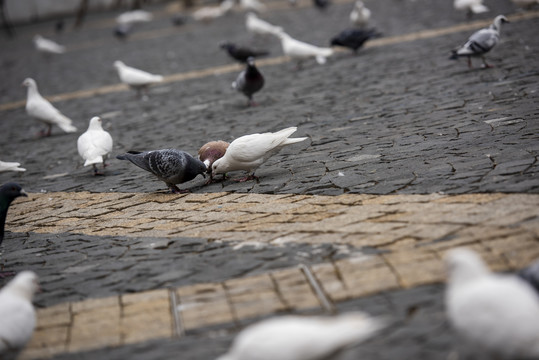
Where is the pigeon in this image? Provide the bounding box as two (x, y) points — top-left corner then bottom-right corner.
(240, 0), (267, 13)
(0, 271), (38, 358)
(220, 42), (269, 63)
(445, 248), (539, 359)
(116, 10), (153, 25)
(77, 117), (113, 176)
(450, 15), (509, 68)
(33, 34), (65, 55)
(198, 141), (229, 181)
(454, 0), (489, 17)
(114, 23), (133, 40)
(0, 161), (26, 173)
(54, 19), (65, 33)
(518, 258), (539, 293)
(0, 183), (27, 247)
(22, 78), (77, 137)
(232, 57), (265, 106)
(216, 312), (387, 360)
(192, 0), (234, 22)
(275, 30), (334, 67)
(246, 13), (283, 37)
(350, 0), (371, 28)
(113, 61), (164, 97)
(116, 149), (207, 193)
(198, 141), (229, 169)
(171, 13), (188, 26)
(330, 28), (380, 53)
(212, 127), (308, 182)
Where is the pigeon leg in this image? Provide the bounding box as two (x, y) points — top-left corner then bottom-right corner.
(481, 57), (494, 68)
(467, 56), (473, 69)
(248, 96), (258, 107)
(92, 164), (105, 176)
(168, 184), (189, 194)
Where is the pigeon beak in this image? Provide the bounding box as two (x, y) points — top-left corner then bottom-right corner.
(20, 189), (28, 197)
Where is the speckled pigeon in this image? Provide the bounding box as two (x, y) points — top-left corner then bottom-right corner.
(116, 149), (207, 193)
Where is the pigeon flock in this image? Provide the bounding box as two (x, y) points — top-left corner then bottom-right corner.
(1, 0), (538, 359)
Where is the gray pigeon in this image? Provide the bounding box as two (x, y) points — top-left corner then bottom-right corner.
(519, 258), (539, 293)
(232, 57), (265, 106)
(450, 15), (509, 68)
(116, 149), (207, 193)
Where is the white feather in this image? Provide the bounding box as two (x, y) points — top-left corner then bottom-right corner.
(23, 78), (77, 133)
(33, 35), (65, 54)
(350, 1), (371, 28)
(0, 272), (38, 359)
(454, 0), (489, 13)
(276, 31), (334, 63)
(217, 312), (386, 360)
(445, 248), (539, 359)
(113, 61), (163, 87)
(77, 117), (113, 167)
(240, 0), (267, 13)
(116, 10), (153, 24)
(246, 13), (283, 36)
(0, 161), (26, 172)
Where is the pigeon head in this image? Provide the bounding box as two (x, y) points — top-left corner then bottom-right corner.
(445, 248), (489, 285)
(88, 116), (104, 130)
(246, 57), (256, 66)
(113, 60), (126, 69)
(5, 271), (39, 301)
(211, 157), (227, 175)
(22, 78), (37, 88)
(492, 15), (509, 30)
(0, 182), (28, 204)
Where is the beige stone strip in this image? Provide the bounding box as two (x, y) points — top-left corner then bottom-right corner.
(3, 10), (537, 113)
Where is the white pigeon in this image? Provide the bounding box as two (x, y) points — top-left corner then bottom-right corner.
(246, 12), (283, 37)
(113, 61), (164, 97)
(450, 15), (508, 68)
(0, 271), (39, 360)
(192, 0), (234, 22)
(217, 312), (386, 360)
(454, 0), (489, 16)
(212, 127), (307, 181)
(77, 117), (113, 176)
(274, 30), (334, 67)
(116, 9), (153, 24)
(33, 35), (65, 55)
(445, 248), (539, 359)
(22, 78), (77, 136)
(0, 161), (26, 173)
(240, 0), (267, 13)
(350, 0), (371, 28)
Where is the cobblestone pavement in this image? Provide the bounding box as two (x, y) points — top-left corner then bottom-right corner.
(0, 0), (538, 358)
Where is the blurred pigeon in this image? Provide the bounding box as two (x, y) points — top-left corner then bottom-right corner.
(0, 161), (26, 173)
(240, 0), (267, 13)
(330, 28), (380, 53)
(113, 61), (164, 97)
(0, 183), (27, 246)
(445, 248), (539, 359)
(33, 34), (65, 55)
(246, 12), (283, 37)
(275, 30), (334, 67)
(171, 13), (188, 26)
(212, 127), (307, 182)
(54, 19), (65, 33)
(232, 57), (265, 106)
(0, 271), (38, 357)
(192, 0), (234, 22)
(454, 0), (489, 17)
(116, 149), (207, 193)
(114, 23), (133, 40)
(22, 78), (77, 136)
(518, 258), (539, 293)
(220, 42), (269, 63)
(350, 1), (370, 28)
(450, 15), (508, 68)
(313, 0), (330, 10)
(511, 0), (539, 8)
(198, 140), (229, 181)
(217, 312), (387, 360)
(77, 117), (113, 176)
(116, 10), (152, 24)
